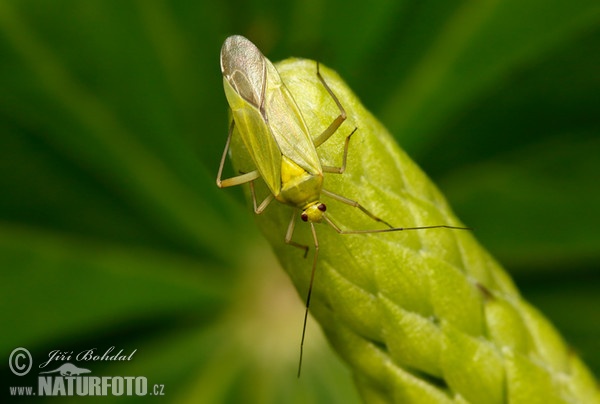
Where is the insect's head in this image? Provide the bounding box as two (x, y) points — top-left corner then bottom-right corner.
(301, 202), (327, 223)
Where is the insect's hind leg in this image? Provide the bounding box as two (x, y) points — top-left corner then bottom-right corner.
(217, 119), (261, 188)
(313, 62), (347, 148)
(321, 188), (394, 229)
(322, 127), (358, 174)
(314, 62), (359, 175)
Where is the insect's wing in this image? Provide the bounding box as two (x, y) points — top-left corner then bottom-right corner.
(221, 35), (323, 196)
(263, 61), (322, 177)
(221, 36), (282, 196)
(220, 35), (266, 108)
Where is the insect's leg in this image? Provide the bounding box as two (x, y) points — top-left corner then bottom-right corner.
(298, 222), (319, 378)
(321, 188), (395, 228)
(248, 180), (275, 214)
(216, 119), (261, 188)
(322, 127), (358, 174)
(313, 62), (347, 148)
(284, 210), (309, 258)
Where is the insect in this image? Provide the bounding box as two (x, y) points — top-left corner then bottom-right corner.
(217, 35), (468, 376)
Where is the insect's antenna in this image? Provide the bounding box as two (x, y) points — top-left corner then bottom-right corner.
(298, 222), (319, 378)
(322, 214), (471, 234)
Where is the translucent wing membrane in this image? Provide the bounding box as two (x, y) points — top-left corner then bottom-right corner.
(220, 35), (267, 110)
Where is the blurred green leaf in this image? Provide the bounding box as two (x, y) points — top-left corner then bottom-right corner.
(442, 136), (600, 271)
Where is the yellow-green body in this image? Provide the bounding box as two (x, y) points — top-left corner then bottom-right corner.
(220, 35), (324, 216)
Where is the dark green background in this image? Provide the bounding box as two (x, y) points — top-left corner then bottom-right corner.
(1, 1), (598, 402)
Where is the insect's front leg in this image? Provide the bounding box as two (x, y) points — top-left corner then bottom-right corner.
(284, 210), (309, 258)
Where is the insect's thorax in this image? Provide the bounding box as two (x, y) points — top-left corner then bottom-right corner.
(276, 155), (323, 209)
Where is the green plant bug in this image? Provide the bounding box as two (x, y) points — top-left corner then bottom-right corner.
(217, 35), (469, 377)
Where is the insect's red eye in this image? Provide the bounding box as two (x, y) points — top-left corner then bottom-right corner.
(301, 213), (308, 222)
(318, 204), (326, 212)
